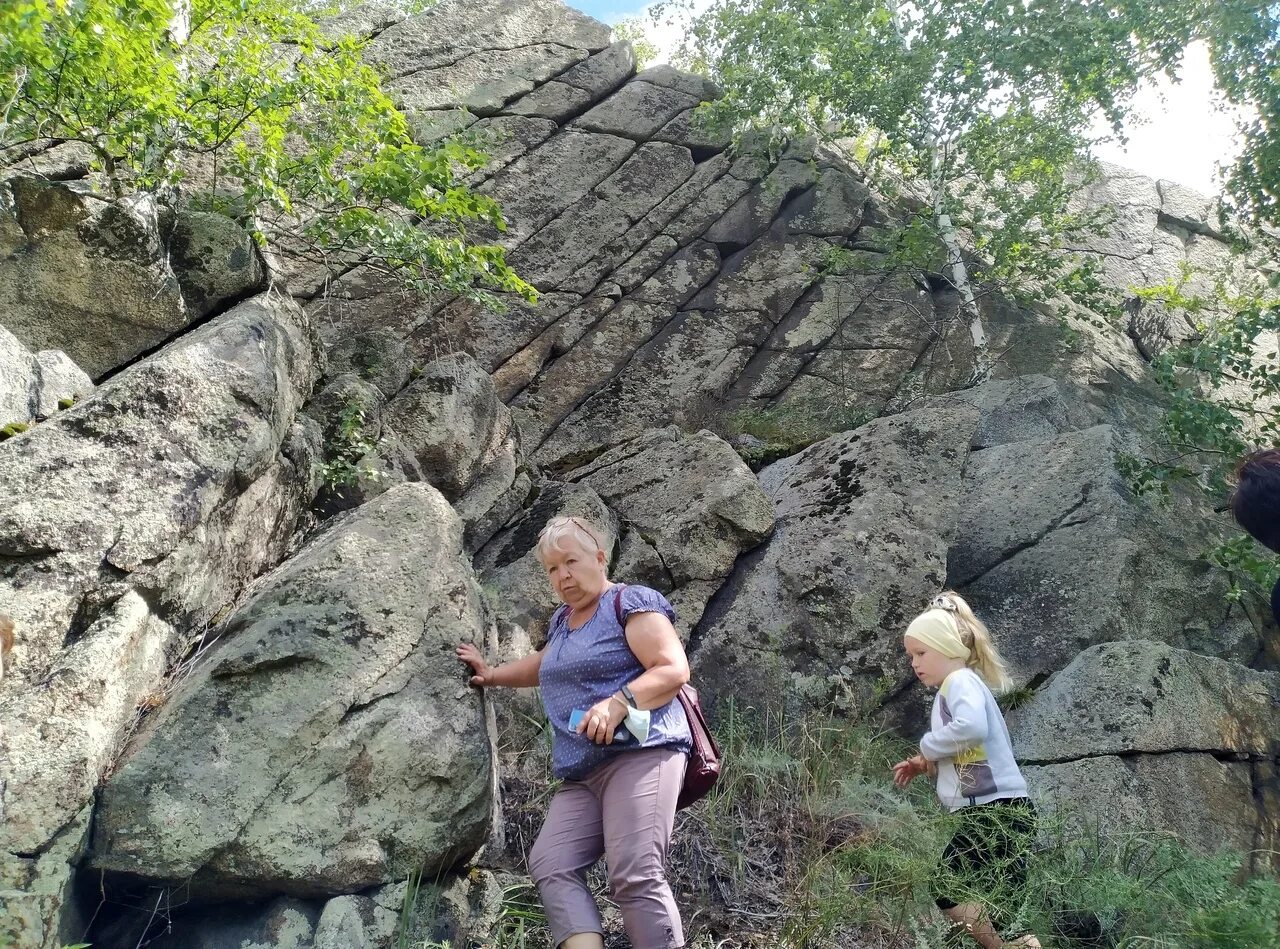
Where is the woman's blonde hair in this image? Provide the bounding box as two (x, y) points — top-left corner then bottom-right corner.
(928, 591), (1011, 692)
(536, 515), (610, 565)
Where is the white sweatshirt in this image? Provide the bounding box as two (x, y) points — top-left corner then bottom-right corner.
(920, 667), (1028, 811)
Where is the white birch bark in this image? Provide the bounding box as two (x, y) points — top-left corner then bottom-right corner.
(930, 137), (990, 380)
(891, 1), (991, 381)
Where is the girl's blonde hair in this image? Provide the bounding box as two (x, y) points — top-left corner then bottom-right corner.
(536, 515), (610, 565)
(929, 591), (1011, 692)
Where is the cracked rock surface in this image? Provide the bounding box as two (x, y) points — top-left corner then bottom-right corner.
(90, 484), (492, 898)
(1012, 641), (1280, 862)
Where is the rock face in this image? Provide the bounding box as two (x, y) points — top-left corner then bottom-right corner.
(692, 402), (980, 715)
(562, 426), (775, 632)
(0, 292), (320, 949)
(1070, 163), (1251, 359)
(1012, 642), (1280, 862)
(302, 0), (1273, 875)
(381, 353), (528, 549)
(949, 418), (1259, 681)
(91, 484), (493, 898)
(308, 353), (530, 551)
(0, 176), (266, 378)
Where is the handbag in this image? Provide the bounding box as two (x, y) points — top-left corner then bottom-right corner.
(612, 585), (722, 809)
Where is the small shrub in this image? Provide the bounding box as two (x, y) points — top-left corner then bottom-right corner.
(726, 401), (873, 469)
(316, 401), (382, 491)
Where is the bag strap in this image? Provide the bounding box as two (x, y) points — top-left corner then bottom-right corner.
(611, 583), (720, 775)
(612, 583), (627, 627)
(678, 684), (721, 758)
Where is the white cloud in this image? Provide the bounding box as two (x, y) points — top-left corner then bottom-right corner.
(608, 0), (714, 62)
(1092, 41), (1247, 196)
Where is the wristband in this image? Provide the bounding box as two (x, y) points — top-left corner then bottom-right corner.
(620, 683), (639, 708)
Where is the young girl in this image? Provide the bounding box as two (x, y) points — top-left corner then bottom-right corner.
(892, 592), (1041, 949)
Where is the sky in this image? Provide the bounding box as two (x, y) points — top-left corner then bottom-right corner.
(566, 1), (1244, 196)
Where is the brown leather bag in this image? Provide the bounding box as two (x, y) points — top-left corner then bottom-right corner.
(613, 585), (722, 809)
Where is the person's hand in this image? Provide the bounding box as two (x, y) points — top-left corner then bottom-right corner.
(892, 754), (931, 788)
(577, 694), (628, 745)
(456, 642), (493, 687)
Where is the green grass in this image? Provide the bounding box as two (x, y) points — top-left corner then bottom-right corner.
(686, 703), (1280, 948)
(724, 401), (874, 469)
(491, 701), (1280, 948)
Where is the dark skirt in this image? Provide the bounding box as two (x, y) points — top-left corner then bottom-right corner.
(932, 796), (1037, 931)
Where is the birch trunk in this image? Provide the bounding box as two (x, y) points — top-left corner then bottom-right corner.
(929, 137), (990, 381)
(890, 2), (990, 382)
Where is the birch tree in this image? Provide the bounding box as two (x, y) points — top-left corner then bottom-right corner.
(0, 0), (533, 305)
(664, 0), (1189, 379)
(671, 0), (1280, 592)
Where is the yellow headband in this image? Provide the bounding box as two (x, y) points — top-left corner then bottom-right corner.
(904, 609), (970, 660)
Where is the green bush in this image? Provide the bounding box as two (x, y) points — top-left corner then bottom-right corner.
(726, 401), (873, 469)
(0, 0), (535, 307)
(316, 400), (382, 491)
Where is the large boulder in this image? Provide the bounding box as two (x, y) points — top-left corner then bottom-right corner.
(1013, 640), (1280, 762)
(691, 401), (981, 716)
(1011, 641), (1280, 860)
(91, 484), (493, 899)
(950, 424), (1259, 682)
(371, 353), (531, 550)
(0, 291), (320, 949)
(1, 139), (97, 182)
(0, 176), (266, 378)
(306, 353), (529, 550)
(381, 355), (514, 503)
(562, 426), (775, 632)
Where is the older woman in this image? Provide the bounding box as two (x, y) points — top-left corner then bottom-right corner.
(457, 515), (692, 949)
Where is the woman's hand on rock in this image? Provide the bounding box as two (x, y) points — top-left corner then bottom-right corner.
(578, 695), (627, 745)
(456, 642), (492, 687)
